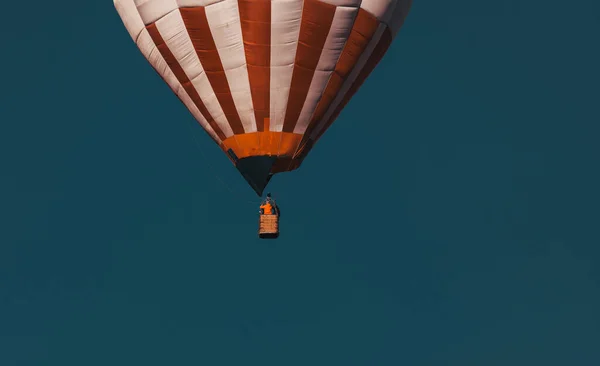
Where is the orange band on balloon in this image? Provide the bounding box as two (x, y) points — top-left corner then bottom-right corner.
(221, 130), (303, 160)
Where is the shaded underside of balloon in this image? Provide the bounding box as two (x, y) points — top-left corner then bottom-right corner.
(114, 0), (412, 196)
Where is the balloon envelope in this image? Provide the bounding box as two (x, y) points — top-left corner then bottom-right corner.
(114, 0), (412, 195)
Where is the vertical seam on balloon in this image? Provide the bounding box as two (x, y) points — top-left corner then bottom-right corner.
(303, 8), (380, 141)
(274, 0), (305, 156)
(238, 0), (271, 133)
(155, 8), (234, 138)
(312, 25), (386, 139)
(120, 3), (221, 144)
(292, 3), (362, 136)
(152, 9), (236, 138)
(288, 3), (364, 162)
(313, 25), (390, 141)
(281, 0), (336, 134)
(180, 6), (247, 136)
(215, 0), (257, 134)
(300, 4), (360, 128)
(146, 22), (228, 141)
(315, 31), (392, 142)
(270, 0), (303, 136)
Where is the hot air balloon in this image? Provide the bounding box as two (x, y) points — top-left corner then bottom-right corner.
(114, 0), (412, 197)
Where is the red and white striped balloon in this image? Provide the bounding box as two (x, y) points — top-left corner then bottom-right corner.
(114, 0), (412, 194)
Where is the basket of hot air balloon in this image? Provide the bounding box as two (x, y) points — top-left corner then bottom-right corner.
(258, 195), (279, 239)
(114, 0), (413, 236)
(259, 214), (279, 239)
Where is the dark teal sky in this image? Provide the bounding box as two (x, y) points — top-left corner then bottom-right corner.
(1, 1), (599, 365)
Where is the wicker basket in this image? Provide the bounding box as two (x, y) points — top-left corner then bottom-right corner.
(259, 214), (279, 239)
